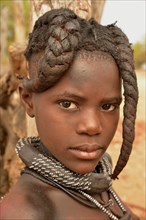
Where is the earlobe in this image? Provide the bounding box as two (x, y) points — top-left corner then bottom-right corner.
(19, 84), (34, 118)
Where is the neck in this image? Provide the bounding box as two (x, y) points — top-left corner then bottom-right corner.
(16, 136), (112, 194)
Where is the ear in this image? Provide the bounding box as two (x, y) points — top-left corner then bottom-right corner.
(19, 84), (34, 118)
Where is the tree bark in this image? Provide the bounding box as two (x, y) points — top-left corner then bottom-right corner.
(91, 0), (105, 23)
(31, 0), (105, 24)
(13, 1), (25, 43)
(0, 7), (9, 70)
(0, 2), (27, 196)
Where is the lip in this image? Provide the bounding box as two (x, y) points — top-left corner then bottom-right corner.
(69, 144), (104, 160)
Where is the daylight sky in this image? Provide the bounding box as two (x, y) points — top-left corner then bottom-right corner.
(101, 0), (145, 44)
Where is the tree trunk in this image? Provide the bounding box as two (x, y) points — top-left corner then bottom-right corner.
(0, 7), (9, 70)
(0, 1), (27, 197)
(13, 1), (25, 43)
(91, 0), (105, 23)
(31, 0), (105, 24)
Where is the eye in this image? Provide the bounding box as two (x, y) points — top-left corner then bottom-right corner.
(101, 104), (116, 112)
(59, 101), (77, 109)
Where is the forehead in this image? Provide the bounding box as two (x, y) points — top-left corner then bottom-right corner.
(46, 50), (121, 98)
(28, 50), (119, 92)
(67, 50), (119, 83)
(29, 50), (116, 74)
(32, 50), (121, 102)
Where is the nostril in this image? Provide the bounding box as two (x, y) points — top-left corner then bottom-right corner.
(76, 119), (102, 136)
(87, 125), (102, 136)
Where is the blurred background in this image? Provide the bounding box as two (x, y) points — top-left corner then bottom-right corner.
(0, 0), (145, 219)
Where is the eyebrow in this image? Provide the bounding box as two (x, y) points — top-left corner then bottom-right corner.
(53, 91), (122, 103)
(101, 97), (123, 104)
(53, 91), (86, 101)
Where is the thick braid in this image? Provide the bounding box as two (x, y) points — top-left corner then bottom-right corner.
(108, 25), (138, 179)
(24, 9), (83, 92)
(25, 8), (80, 59)
(93, 22), (139, 179)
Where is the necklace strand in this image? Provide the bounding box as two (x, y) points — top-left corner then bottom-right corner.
(79, 189), (127, 220)
(16, 137), (112, 194)
(16, 137), (129, 220)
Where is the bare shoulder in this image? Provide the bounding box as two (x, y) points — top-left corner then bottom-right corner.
(0, 174), (55, 220)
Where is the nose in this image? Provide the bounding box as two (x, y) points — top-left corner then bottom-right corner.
(76, 110), (102, 136)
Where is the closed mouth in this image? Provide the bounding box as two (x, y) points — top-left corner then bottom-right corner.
(69, 144), (103, 152)
(69, 144), (104, 160)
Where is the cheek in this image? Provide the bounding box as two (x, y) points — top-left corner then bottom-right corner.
(35, 111), (71, 142)
(105, 112), (120, 140)
(33, 107), (50, 136)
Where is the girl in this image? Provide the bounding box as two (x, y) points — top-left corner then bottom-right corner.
(0, 8), (139, 220)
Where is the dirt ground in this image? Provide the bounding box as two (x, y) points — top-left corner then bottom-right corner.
(108, 69), (145, 219)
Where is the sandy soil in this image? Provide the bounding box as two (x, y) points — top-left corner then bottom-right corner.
(108, 69), (145, 219)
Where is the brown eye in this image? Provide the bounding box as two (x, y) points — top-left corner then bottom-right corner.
(59, 101), (77, 109)
(101, 104), (115, 112)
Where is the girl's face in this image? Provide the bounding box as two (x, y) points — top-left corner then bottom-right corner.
(25, 52), (122, 174)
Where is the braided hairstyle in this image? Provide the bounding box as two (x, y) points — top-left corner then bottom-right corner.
(24, 8), (138, 179)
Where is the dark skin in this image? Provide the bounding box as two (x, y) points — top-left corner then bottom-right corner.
(0, 173), (139, 220)
(0, 52), (140, 220)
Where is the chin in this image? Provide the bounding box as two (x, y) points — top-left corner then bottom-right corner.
(69, 163), (97, 174)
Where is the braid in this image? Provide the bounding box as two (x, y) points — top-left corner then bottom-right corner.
(108, 25), (138, 179)
(24, 9), (83, 92)
(23, 8), (138, 179)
